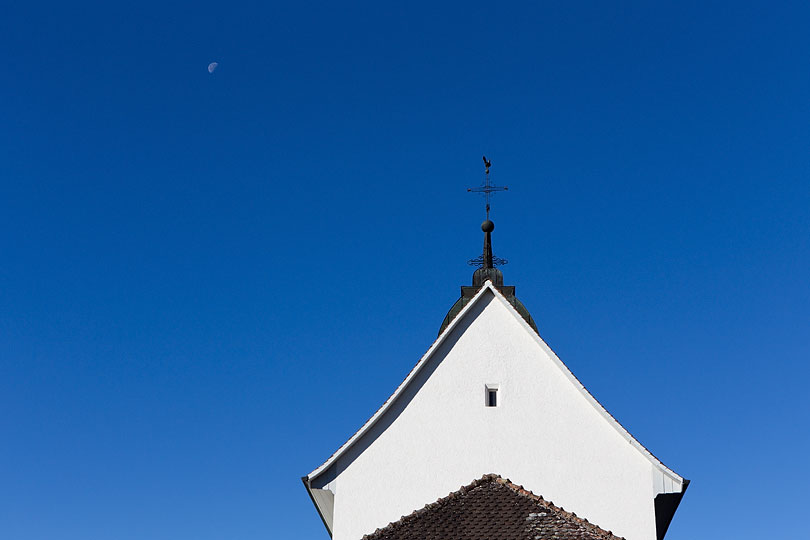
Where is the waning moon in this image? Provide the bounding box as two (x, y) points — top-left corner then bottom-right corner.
(207, 62), (218, 73)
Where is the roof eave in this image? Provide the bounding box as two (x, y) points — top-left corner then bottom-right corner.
(301, 475), (333, 537)
(655, 478), (690, 539)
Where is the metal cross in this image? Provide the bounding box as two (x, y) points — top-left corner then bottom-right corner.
(468, 155), (508, 219)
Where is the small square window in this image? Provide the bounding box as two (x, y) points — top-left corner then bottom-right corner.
(485, 384), (499, 407)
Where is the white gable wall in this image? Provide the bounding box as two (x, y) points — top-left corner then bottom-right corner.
(311, 286), (682, 540)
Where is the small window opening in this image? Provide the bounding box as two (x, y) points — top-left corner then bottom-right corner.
(486, 387), (498, 407)
(485, 383), (499, 407)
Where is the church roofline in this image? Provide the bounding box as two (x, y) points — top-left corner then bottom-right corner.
(304, 280), (685, 486)
(305, 280), (499, 481)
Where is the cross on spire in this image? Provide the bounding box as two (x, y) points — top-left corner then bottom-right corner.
(468, 155), (508, 219)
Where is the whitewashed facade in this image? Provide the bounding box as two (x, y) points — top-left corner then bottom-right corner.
(303, 281), (687, 540)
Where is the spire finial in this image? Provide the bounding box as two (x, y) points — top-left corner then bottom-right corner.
(468, 156), (508, 220)
(467, 157), (508, 274)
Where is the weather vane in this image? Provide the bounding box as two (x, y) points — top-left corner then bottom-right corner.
(467, 155), (508, 220)
(467, 156), (508, 268)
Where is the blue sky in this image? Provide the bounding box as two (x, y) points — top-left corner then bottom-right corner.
(2, 1), (809, 538)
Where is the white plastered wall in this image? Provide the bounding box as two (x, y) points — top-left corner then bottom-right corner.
(311, 286), (682, 540)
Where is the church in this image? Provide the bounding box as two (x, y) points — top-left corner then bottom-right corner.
(301, 162), (688, 540)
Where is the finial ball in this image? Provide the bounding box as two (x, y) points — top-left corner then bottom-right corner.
(481, 220), (495, 233)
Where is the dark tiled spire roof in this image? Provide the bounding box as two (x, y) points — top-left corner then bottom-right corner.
(439, 219), (537, 335)
(362, 474), (624, 540)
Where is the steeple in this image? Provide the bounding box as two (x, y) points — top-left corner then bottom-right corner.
(467, 156), (508, 287)
(471, 219), (503, 287)
(303, 158), (689, 540)
(438, 158), (537, 335)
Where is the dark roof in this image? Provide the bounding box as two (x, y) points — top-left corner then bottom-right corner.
(362, 474), (624, 540)
(438, 284), (538, 336)
(439, 218), (538, 335)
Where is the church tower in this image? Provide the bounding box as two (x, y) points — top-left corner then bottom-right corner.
(302, 161), (688, 540)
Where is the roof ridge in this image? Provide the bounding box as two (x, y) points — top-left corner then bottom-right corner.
(362, 474), (625, 540)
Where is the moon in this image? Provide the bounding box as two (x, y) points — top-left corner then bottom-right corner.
(207, 62), (218, 73)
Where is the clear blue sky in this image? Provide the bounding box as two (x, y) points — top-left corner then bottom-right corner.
(2, 2), (808, 539)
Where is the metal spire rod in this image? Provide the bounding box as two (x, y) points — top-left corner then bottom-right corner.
(467, 156), (508, 268)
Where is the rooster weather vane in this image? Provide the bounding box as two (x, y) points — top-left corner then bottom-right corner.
(467, 156), (508, 268)
(467, 155), (508, 220)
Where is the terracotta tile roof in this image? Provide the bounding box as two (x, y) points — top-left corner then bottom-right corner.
(362, 474), (624, 540)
